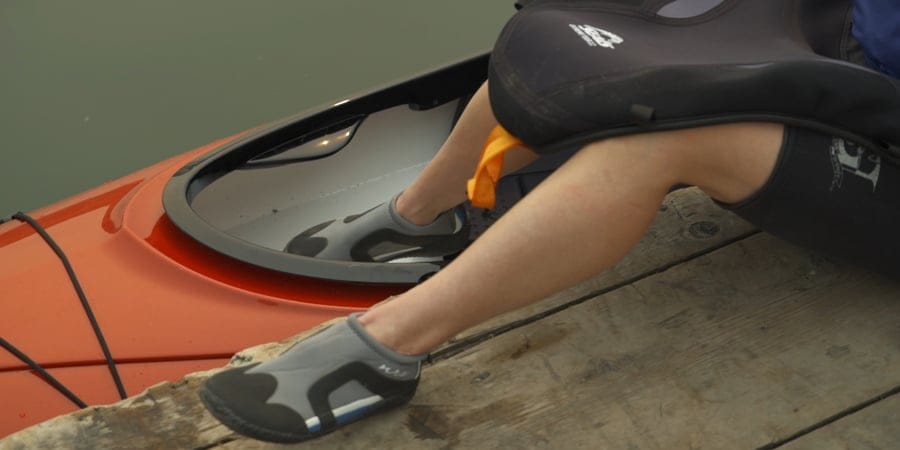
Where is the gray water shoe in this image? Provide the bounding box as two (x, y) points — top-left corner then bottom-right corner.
(284, 194), (468, 262)
(199, 314), (425, 443)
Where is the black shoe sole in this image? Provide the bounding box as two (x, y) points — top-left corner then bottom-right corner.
(199, 384), (414, 444)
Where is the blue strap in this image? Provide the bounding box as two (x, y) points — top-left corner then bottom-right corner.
(852, 0), (900, 78)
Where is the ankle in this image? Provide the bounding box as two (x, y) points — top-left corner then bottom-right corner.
(394, 192), (440, 226)
(357, 309), (431, 356)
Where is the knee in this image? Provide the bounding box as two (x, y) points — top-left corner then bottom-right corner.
(664, 122), (785, 203)
(573, 122), (783, 203)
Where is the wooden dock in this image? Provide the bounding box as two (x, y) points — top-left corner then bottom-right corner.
(3, 188), (898, 449)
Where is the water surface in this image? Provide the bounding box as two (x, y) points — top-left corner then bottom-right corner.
(1, 1), (512, 213)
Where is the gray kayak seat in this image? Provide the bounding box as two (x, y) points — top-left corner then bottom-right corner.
(490, 0), (900, 162)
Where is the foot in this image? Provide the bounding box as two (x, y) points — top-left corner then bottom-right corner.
(284, 194), (469, 262)
(199, 314), (426, 443)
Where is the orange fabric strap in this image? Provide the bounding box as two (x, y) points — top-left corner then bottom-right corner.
(466, 125), (526, 209)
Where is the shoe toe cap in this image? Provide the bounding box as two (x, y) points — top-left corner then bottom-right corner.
(201, 364), (312, 442)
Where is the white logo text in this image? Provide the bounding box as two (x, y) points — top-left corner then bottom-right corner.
(569, 24), (624, 49)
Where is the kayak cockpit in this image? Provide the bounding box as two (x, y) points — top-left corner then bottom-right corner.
(163, 54), (488, 284)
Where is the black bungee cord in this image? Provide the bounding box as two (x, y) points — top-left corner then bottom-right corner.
(0, 337), (87, 408)
(1, 212), (127, 407)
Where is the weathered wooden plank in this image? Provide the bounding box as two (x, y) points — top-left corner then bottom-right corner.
(7, 233), (898, 450)
(444, 186), (757, 352)
(779, 394), (900, 450)
(395, 235), (900, 450)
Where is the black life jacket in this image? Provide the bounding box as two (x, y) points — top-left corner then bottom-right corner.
(488, 0), (900, 161)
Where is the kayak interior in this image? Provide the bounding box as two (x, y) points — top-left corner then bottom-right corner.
(164, 54), (489, 284)
(190, 102), (461, 252)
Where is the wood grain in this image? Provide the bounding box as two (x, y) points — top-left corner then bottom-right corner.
(780, 394), (900, 450)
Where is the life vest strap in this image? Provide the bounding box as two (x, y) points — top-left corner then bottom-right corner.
(467, 125), (526, 209)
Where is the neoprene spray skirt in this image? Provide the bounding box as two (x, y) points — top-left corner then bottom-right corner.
(488, 0), (900, 160)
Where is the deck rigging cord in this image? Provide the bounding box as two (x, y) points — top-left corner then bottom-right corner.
(1, 212), (127, 407)
(0, 337), (87, 408)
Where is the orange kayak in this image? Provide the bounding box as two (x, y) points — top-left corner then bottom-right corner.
(0, 54), (489, 437)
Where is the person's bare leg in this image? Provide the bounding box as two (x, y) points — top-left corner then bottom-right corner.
(360, 122), (783, 355)
(396, 82), (537, 225)
(200, 122), (784, 443)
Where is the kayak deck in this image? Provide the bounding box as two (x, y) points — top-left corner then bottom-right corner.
(6, 186), (899, 448)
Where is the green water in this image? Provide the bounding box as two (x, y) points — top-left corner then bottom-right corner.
(0, 1), (512, 214)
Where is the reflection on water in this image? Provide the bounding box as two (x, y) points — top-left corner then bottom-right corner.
(0, 1), (512, 213)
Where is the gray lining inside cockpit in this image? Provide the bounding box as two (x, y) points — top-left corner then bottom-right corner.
(189, 101), (460, 251)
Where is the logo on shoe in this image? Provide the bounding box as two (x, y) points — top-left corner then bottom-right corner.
(569, 24), (624, 49)
(378, 364), (408, 378)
